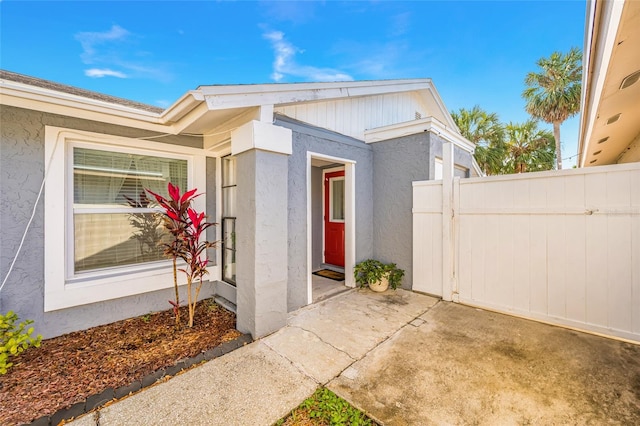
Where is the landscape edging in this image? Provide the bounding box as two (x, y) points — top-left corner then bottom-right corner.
(28, 333), (253, 426)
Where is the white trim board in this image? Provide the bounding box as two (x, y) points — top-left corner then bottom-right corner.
(44, 126), (214, 311)
(307, 152), (356, 305)
(364, 116), (475, 153)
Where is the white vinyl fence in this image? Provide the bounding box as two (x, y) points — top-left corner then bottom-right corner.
(413, 160), (640, 342)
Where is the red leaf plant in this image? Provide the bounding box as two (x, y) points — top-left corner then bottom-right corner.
(147, 183), (216, 328)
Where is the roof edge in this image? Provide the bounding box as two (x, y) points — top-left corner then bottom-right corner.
(0, 69), (163, 114)
(196, 78), (433, 95)
(364, 116), (475, 153)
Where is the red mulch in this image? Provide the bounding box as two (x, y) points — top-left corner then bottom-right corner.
(0, 299), (241, 425)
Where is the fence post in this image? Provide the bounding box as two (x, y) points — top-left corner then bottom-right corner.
(442, 142), (454, 301)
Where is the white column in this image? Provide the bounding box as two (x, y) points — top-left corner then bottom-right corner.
(442, 142), (455, 301)
(232, 121), (292, 338)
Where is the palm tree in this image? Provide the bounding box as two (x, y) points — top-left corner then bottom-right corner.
(504, 120), (555, 174)
(522, 47), (582, 170)
(451, 106), (506, 175)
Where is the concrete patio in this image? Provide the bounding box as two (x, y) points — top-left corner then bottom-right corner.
(69, 289), (640, 425)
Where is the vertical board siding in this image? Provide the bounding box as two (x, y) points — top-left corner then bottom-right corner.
(275, 93), (426, 140)
(413, 163), (640, 342)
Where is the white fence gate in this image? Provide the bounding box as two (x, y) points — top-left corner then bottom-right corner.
(413, 160), (640, 342)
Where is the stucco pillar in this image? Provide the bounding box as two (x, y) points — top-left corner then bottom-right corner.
(232, 120), (292, 338)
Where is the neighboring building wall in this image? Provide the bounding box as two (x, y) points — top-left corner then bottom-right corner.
(371, 132), (474, 289)
(0, 105), (212, 338)
(278, 116), (374, 311)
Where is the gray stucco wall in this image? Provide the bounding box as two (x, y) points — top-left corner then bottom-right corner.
(371, 132), (474, 290)
(0, 105), (213, 338)
(371, 133), (431, 289)
(278, 116), (374, 311)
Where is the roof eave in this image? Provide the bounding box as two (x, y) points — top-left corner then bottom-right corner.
(577, 0), (626, 167)
(198, 79), (435, 110)
(0, 78), (176, 133)
(578, 0), (600, 167)
(160, 90), (205, 123)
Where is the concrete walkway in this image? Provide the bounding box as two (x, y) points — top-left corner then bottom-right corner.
(70, 289), (640, 425)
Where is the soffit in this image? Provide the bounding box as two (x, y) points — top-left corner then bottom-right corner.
(583, 1), (640, 166)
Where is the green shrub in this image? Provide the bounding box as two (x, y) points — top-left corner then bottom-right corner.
(0, 311), (42, 374)
(353, 259), (405, 290)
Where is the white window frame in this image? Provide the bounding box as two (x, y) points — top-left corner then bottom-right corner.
(44, 126), (212, 311)
(69, 142), (191, 277)
(328, 175), (345, 223)
(221, 154), (237, 285)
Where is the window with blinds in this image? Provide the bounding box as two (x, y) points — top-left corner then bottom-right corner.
(72, 147), (188, 273)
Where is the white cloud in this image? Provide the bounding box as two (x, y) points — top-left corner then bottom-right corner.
(76, 25), (130, 64)
(263, 30), (353, 82)
(332, 39), (429, 80)
(75, 25), (173, 82)
(85, 68), (128, 78)
(155, 99), (171, 108)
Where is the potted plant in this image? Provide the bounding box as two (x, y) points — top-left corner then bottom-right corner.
(353, 259), (405, 292)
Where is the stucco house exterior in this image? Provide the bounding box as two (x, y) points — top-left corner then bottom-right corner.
(0, 70), (477, 339)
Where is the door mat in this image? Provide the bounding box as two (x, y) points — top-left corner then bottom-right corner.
(313, 269), (345, 281)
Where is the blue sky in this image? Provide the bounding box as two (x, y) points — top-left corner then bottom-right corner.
(1, 1), (585, 166)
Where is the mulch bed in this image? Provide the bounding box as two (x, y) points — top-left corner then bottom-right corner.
(0, 299), (242, 425)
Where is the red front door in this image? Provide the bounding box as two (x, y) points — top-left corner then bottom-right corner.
(324, 170), (345, 267)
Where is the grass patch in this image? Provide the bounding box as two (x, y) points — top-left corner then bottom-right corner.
(276, 387), (378, 426)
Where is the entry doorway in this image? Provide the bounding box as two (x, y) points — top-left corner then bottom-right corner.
(307, 153), (356, 306)
(324, 169), (345, 267)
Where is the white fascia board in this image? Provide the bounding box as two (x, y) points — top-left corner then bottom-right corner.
(199, 78), (432, 95)
(424, 83), (459, 130)
(578, 0), (598, 167)
(364, 116), (475, 153)
(159, 90), (205, 123)
(1, 79), (211, 136)
(577, 0), (624, 167)
(231, 120), (292, 156)
(0, 80), (161, 118)
(200, 79), (433, 110)
(0, 81), (177, 134)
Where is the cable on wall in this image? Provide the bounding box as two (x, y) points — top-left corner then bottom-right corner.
(0, 134), (61, 294)
(0, 128), (218, 294)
